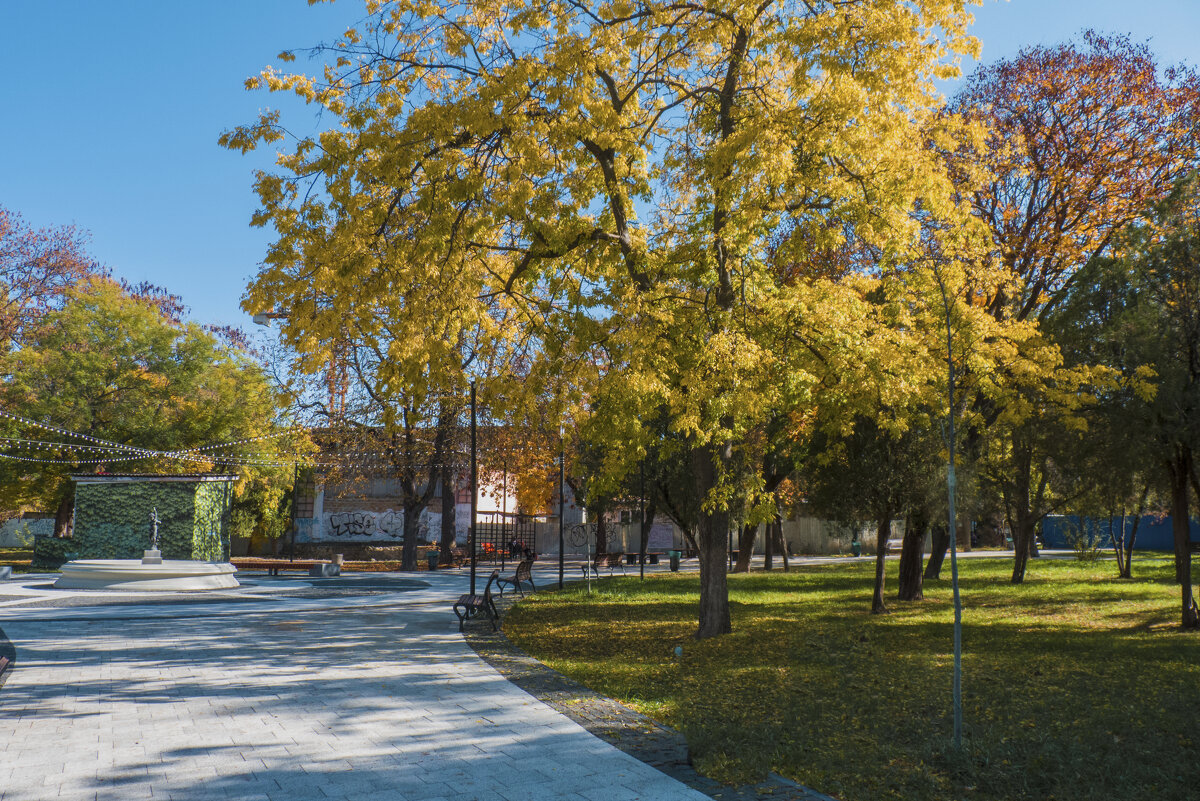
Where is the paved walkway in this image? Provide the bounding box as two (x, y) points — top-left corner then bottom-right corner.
(0, 567), (710, 801)
(0, 551), (1046, 801)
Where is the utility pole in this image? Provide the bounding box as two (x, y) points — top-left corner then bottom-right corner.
(935, 269), (965, 751)
(558, 428), (565, 590)
(470, 381), (477, 596)
(639, 458), (645, 580)
(289, 462), (299, 562)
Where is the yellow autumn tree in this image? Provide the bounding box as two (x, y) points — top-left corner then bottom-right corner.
(225, 0), (983, 637)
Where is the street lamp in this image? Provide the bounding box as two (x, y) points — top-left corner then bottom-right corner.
(252, 310), (288, 327)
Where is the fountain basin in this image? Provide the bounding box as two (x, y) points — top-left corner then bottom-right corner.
(54, 560), (239, 591)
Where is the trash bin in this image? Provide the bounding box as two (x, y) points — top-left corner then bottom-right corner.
(669, 550), (681, 572)
(427, 550), (440, 570)
(850, 540), (862, 557)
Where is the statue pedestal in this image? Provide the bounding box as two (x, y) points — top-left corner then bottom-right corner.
(55, 559), (240, 590)
(142, 549), (162, 565)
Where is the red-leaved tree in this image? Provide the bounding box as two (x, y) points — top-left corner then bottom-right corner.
(951, 32), (1200, 583)
(0, 206), (104, 349)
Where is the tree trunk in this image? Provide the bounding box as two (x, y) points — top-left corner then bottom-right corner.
(692, 445), (732, 638)
(53, 491), (74, 538)
(696, 515), (732, 636)
(639, 498), (657, 559)
(439, 461), (456, 566)
(1124, 513), (1143, 579)
(924, 524), (949, 580)
(1115, 484), (1148, 579)
(401, 502), (422, 571)
(1011, 460), (1034, 583)
(733, 523), (756, 572)
(777, 518), (789, 572)
(681, 528), (699, 556)
(1011, 509), (1034, 584)
(1112, 513), (1126, 578)
(1166, 450), (1199, 628)
(871, 508), (892, 614)
(1009, 438), (1050, 582)
(764, 516), (775, 571)
(594, 507), (608, 555)
(897, 510), (929, 601)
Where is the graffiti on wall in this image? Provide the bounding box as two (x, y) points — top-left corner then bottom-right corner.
(323, 509), (408, 540)
(313, 503), (476, 543)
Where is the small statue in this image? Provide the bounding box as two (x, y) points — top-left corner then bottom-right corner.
(149, 507), (160, 550)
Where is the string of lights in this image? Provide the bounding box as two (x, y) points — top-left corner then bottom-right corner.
(0, 408), (158, 455)
(0, 437), (140, 452)
(0, 408), (313, 457)
(0, 448), (530, 472)
(168, 429), (304, 454)
(1, 406), (565, 471)
(0, 453), (153, 466)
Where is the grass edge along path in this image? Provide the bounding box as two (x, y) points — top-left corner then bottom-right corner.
(465, 592), (835, 801)
(503, 558), (1200, 801)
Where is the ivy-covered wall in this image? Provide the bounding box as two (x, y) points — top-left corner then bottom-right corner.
(73, 478), (234, 560)
(193, 481), (234, 561)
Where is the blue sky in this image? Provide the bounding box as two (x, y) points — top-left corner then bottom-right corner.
(2, 0), (1198, 331)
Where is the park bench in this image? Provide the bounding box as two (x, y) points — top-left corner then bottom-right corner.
(581, 553), (626, 579)
(454, 570), (500, 632)
(496, 557), (535, 597)
(232, 559), (339, 577)
(435, 548), (469, 567)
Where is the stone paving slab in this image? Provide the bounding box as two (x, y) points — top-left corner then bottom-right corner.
(0, 577), (712, 801)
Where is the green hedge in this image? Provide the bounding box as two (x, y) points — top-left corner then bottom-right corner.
(32, 535), (77, 568)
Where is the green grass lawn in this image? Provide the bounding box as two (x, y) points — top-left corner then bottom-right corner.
(505, 557), (1200, 801)
(0, 546), (33, 572)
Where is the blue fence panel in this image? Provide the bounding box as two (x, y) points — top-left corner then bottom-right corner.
(1042, 515), (1200, 551)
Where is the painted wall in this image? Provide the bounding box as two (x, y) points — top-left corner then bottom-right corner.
(1042, 515), (1200, 551)
(294, 502), (473, 544)
(0, 518), (52, 548)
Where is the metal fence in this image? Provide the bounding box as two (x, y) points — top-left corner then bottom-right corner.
(473, 512), (540, 567)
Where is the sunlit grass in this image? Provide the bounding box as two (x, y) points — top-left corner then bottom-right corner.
(0, 547), (33, 572)
(505, 557), (1200, 801)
